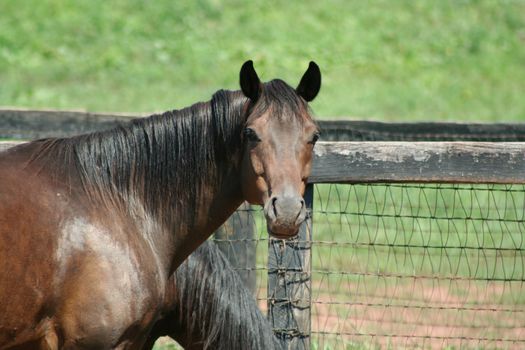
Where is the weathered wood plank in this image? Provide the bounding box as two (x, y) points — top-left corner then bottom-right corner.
(0, 141), (21, 152)
(311, 142), (525, 184)
(4, 141), (525, 184)
(319, 120), (525, 141)
(0, 109), (136, 139)
(213, 202), (256, 294)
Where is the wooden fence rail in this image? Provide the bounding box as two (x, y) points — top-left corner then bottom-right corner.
(4, 141), (525, 185)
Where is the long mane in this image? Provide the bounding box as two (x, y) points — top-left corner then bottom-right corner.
(167, 240), (280, 349)
(31, 90), (248, 225)
(26, 79), (308, 228)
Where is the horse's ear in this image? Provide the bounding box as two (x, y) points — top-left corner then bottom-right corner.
(296, 61), (321, 102)
(240, 60), (261, 101)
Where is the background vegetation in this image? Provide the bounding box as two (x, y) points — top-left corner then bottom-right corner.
(1, 0), (524, 121)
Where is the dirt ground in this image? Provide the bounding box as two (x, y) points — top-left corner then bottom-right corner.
(314, 281), (524, 349)
(259, 279), (525, 349)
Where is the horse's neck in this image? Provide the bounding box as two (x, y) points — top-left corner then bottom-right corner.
(53, 91), (248, 273)
(134, 102), (247, 270)
(167, 164), (245, 270)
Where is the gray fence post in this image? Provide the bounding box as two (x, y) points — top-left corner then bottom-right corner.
(214, 202), (256, 294)
(268, 184), (313, 349)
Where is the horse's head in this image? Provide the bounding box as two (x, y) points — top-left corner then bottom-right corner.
(239, 60), (321, 239)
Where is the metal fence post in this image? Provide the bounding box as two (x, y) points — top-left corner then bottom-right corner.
(268, 184), (313, 349)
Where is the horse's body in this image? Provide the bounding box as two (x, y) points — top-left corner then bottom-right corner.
(0, 139), (177, 349)
(144, 240), (279, 350)
(0, 61), (320, 349)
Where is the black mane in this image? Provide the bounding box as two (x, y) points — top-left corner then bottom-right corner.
(159, 240), (281, 349)
(33, 90), (247, 225)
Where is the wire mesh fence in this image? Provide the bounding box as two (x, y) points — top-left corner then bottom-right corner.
(311, 183), (525, 349)
(215, 183), (525, 349)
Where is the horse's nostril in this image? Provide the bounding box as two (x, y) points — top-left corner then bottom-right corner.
(271, 197), (278, 218)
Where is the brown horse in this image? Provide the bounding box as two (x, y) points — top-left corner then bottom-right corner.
(143, 240), (280, 350)
(0, 60), (321, 349)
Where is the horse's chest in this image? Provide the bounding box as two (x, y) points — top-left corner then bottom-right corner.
(56, 218), (166, 346)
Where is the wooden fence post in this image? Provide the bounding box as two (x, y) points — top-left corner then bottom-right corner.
(214, 202), (256, 294)
(267, 184), (313, 349)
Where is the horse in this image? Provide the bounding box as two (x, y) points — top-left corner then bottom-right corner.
(0, 60), (321, 349)
(143, 240), (280, 350)
(0, 154), (278, 350)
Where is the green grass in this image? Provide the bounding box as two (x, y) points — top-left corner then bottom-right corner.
(313, 184), (525, 280)
(1, 0), (525, 121)
(152, 342), (182, 350)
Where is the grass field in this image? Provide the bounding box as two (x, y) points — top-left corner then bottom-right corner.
(1, 0), (525, 121)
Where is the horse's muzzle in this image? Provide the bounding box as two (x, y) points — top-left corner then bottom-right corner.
(264, 195), (306, 238)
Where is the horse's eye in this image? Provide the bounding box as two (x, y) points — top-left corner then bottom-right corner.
(244, 128), (261, 142)
(309, 133), (320, 145)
